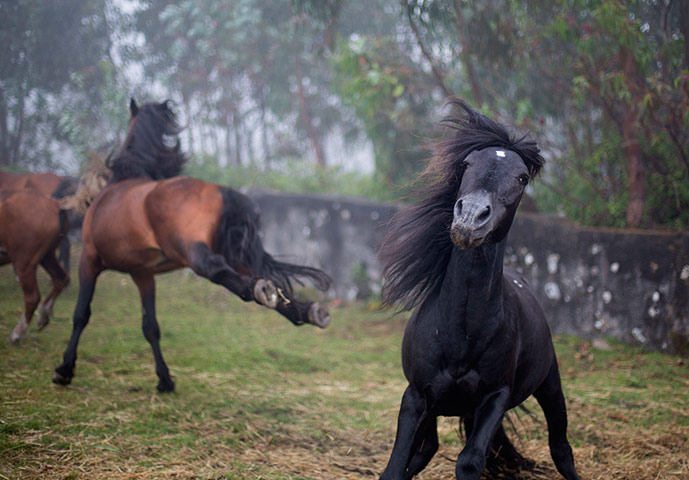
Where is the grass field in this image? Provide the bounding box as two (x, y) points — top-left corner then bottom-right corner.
(1, 253), (688, 479)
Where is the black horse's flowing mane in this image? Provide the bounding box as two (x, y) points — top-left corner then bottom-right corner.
(109, 101), (187, 182)
(380, 98), (544, 311)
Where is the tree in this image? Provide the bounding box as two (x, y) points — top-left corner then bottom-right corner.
(0, 0), (111, 169)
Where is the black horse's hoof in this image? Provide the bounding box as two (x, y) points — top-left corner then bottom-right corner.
(308, 302), (330, 328)
(52, 371), (72, 386)
(254, 279), (278, 308)
(157, 380), (175, 393)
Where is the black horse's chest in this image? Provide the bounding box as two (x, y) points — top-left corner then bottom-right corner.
(402, 311), (502, 416)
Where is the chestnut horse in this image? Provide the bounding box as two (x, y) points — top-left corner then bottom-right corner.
(53, 99), (331, 392)
(0, 170), (78, 271)
(1, 189), (70, 343)
(378, 100), (580, 479)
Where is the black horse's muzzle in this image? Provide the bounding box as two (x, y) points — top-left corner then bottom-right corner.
(451, 191), (493, 248)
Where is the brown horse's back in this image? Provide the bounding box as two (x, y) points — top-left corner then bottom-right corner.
(85, 177), (223, 273)
(0, 190), (62, 266)
(0, 171), (62, 197)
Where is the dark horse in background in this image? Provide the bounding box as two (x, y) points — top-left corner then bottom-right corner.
(378, 100), (580, 480)
(53, 99), (331, 393)
(1, 189), (70, 343)
(0, 169), (79, 271)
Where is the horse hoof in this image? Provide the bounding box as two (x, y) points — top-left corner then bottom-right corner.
(254, 279), (278, 308)
(7, 334), (21, 345)
(52, 371), (72, 386)
(308, 303), (330, 328)
(157, 380), (175, 393)
(36, 314), (50, 331)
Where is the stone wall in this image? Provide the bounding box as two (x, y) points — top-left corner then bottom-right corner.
(250, 189), (689, 354)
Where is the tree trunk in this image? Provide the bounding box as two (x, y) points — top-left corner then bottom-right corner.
(233, 109), (242, 166)
(10, 93), (25, 165)
(260, 93), (270, 169)
(679, 0), (689, 69)
(225, 114), (232, 167)
(622, 109), (645, 227)
(403, 0), (453, 98)
(453, 0), (484, 106)
(295, 53), (325, 167)
(620, 47), (645, 227)
(0, 87), (9, 166)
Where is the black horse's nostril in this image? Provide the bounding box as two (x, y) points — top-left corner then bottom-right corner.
(475, 204), (491, 225)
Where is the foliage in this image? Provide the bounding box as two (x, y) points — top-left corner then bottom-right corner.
(187, 154), (399, 202)
(0, 0), (111, 169)
(2, 0), (688, 229)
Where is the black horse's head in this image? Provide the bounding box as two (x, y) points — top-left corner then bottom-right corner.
(380, 98), (544, 310)
(450, 147), (531, 249)
(109, 98), (187, 182)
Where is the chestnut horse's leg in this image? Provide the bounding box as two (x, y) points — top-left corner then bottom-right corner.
(53, 258), (101, 385)
(57, 237), (71, 273)
(188, 242), (277, 306)
(533, 360), (581, 480)
(131, 273), (175, 393)
(7, 263), (40, 344)
(36, 250), (70, 330)
(455, 387), (510, 480)
(380, 385), (432, 480)
(273, 294), (330, 328)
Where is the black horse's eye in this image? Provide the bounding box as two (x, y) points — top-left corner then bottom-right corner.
(518, 174), (529, 186)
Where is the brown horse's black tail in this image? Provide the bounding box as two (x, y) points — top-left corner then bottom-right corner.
(217, 188), (331, 294)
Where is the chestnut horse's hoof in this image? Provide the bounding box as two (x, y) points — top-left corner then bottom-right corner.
(254, 279), (278, 308)
(308, 303), (330, 328)
(52, 371), (72, 386)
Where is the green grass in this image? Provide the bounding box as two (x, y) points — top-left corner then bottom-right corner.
(1, 254), (688, 479)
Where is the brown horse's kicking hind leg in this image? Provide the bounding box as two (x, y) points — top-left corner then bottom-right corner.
(36, 250), (70, 330)
(189, 242), (277, 307)
(7, 264), (40, 344)
(131, 273), (175, 393)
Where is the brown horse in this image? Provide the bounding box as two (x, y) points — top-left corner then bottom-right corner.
(0, 170), (62, 194)
(0, 169), (78, 271)
(0, 189), (70, 343)
(53, 99), (332, 392)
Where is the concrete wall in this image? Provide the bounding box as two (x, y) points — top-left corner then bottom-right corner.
(250, 189), (689, 354)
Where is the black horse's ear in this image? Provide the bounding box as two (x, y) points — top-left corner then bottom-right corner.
(130, 98), (139, 117)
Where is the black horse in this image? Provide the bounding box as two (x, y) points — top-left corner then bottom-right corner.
(378, 100), (580, 480)
(53, 100), (331, 392)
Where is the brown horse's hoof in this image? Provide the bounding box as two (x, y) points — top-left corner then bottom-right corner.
(308, 303), (330, 328)
(6, 334), (21, 345)
(52, 371), (72, 386)
(254, 279), (278, 308)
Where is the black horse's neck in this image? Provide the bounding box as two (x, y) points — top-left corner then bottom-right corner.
(437, 238), (507, 332)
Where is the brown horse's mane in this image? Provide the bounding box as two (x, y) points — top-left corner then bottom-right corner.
(379, 98), (544, 311)
(109, 101), (187, 182)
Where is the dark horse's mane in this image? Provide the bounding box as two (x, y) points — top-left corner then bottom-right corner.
(109, 101), (187, 182)
(379, 98), (544, 311)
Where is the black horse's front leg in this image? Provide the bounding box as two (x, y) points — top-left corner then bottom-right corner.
(456, 387), (510, 479)
(131, 273), (175, 393)
(380, 385), (433, 480)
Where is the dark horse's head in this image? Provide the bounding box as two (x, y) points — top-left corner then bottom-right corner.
(380, 98), (544, 310)
(108, 99), (187, 182)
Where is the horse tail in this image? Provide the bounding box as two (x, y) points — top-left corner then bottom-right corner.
(51, 176), (79, 199)
(216, 187), (331, 294)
